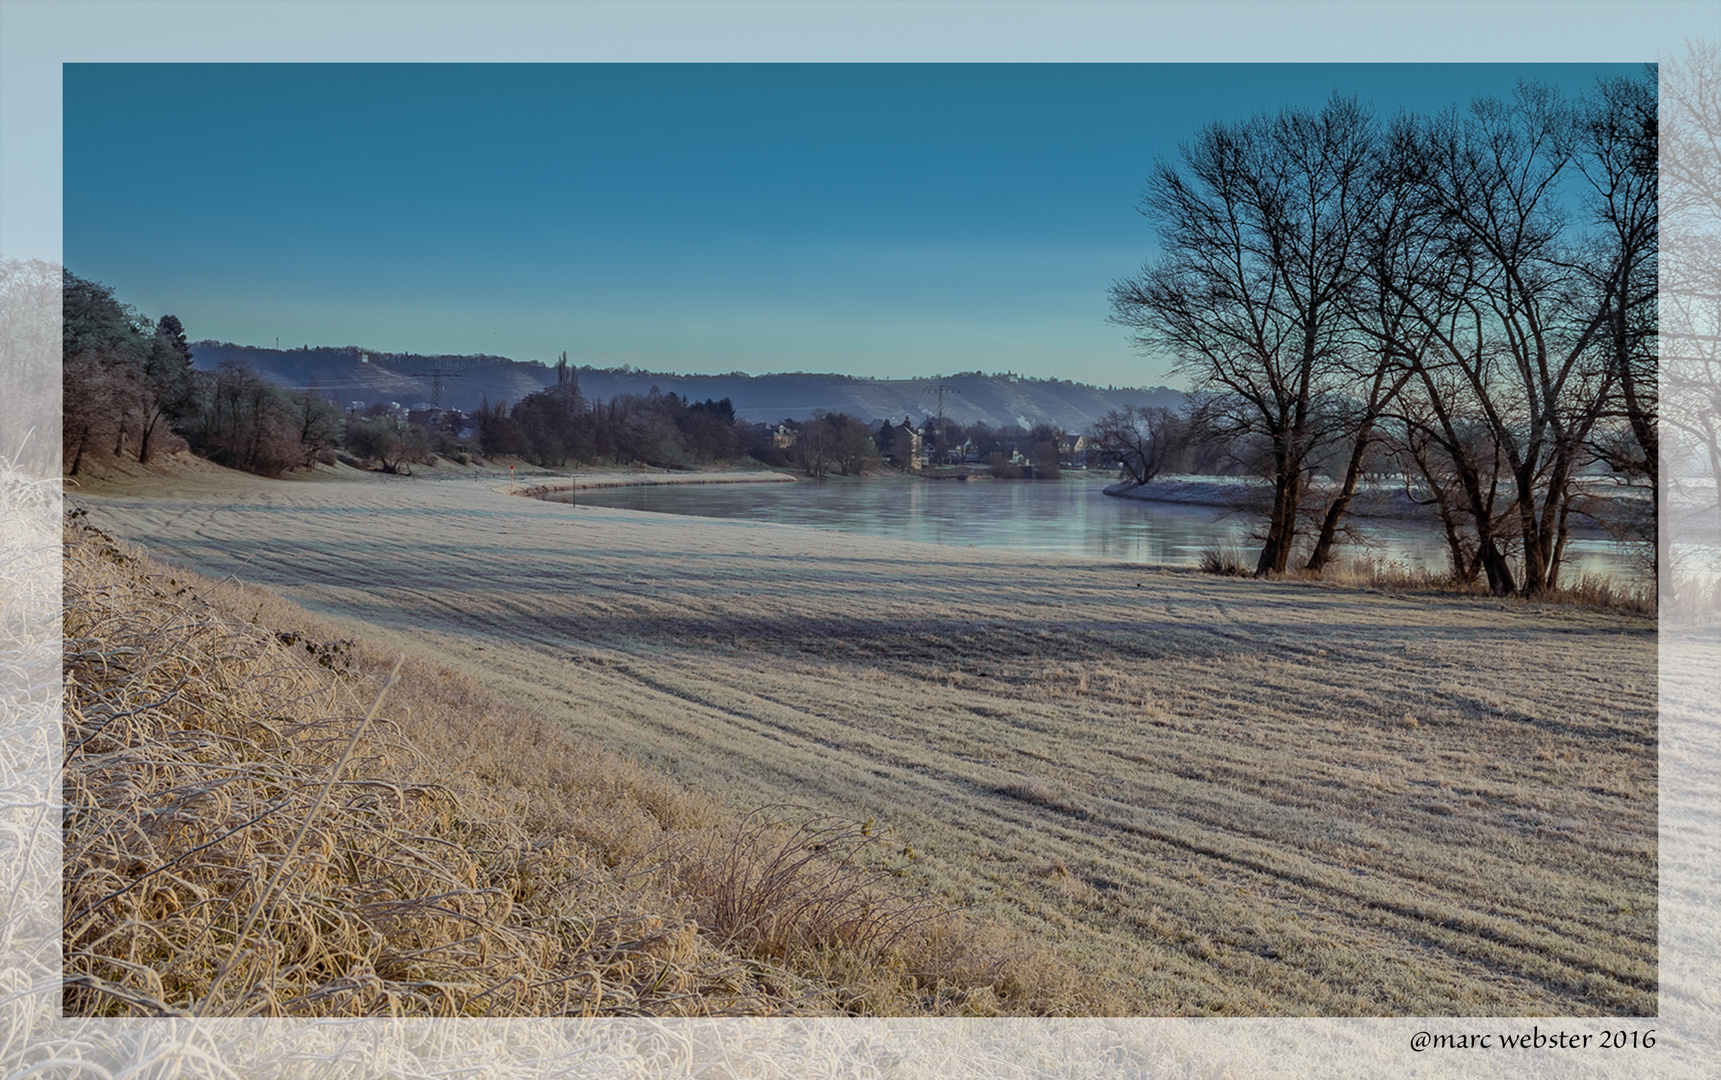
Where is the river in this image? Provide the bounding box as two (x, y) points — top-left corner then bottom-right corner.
(543, 471), (1646, 584)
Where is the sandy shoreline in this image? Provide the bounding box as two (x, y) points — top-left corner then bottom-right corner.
(509, 467), (800, 500)
(72, 462), (1658, 1019)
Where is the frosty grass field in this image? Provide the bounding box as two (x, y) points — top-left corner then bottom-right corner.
(72, 462), (1657, 1017)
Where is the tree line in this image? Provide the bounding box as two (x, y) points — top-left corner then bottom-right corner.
(469, 355), (751, 468)
(1105, 73), (1657, 597)
(55, 284), (1186, 489)
(60, 287), (909, 482)
(475, 369), (1116, 480)
(60, 296), (755, 479)
(63, 273), (347, 477)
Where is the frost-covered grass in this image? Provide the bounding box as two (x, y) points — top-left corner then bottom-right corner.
(63, 516), (1106, 1020)
(73, 464), (1659, 1018)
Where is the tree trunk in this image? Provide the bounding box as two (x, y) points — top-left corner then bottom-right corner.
(1478, 537), (1516, 596)
(1304, 488), (1355, 576)
(1515, 455), (1576, 596)
(68, 428), (89, 476)
(137, 408), (163, 464)
(1455, 457), (1514, 596)
(1304, 419), (1380, 575)
(1437, 511), (1478, 584)
(1256, 468), (1302, 576)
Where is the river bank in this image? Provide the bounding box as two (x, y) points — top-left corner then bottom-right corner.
(506, 463), (799, 499)
(71, 460), (1658, 1021)
(1105, 473), (1653, 535)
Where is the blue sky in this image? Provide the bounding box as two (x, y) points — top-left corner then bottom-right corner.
(64, 62), (1642, 387)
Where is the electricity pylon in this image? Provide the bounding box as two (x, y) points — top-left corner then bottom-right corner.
(921, 379), (962, 464)
(411, 364), (465, 409)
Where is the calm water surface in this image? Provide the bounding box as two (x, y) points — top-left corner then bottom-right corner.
(550, 473), (1643, 583)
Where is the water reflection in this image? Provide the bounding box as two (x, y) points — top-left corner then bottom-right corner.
(548, 473), (1644, 583)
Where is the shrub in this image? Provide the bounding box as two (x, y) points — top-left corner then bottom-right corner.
(1198, 545), (1250, 576)
(677, 806), (941, 961)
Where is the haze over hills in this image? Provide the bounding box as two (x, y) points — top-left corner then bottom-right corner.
(189, 341), (1184, 432)
(188, 343), (547, 413)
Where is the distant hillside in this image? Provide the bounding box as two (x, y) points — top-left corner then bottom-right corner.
(189, 342), (1183, 432)
(571, 368), (1183, 432)
(187, 343), (551, 412)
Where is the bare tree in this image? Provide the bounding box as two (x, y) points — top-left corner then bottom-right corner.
(1571, 69), (1660, 594)
(180, 361), (304, 477)
(344, 413), (432, 474)
(794, 416), (836, 479)
(1365, 122), (1526, 593)
(1086, 405), (1184, 486)
(1386, 84), (1627, 595)
(294, 389), (344, 466)
(1111, 93), (1383, 576)
(62, 350), (132, 475)
(827, 413), (879, 476)
(1389, 377), (1520, 588)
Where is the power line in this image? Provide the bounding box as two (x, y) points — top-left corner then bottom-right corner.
(409, 364), (466, 408)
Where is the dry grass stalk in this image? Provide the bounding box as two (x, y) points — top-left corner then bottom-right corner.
(61, 515), (1081, 1017)
(1274, 550), (1655, 615)
(61, 519), (791, 1017)
(677, 806), (942, 961)
(1196, 546), (1250, 577)
(2, 458), (62, 1060)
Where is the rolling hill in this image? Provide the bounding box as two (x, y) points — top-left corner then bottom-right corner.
(187, 341), (1183, 432)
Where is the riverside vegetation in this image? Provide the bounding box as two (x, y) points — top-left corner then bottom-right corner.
(67, 462), (1658, 1017)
